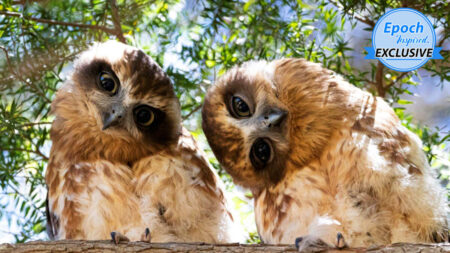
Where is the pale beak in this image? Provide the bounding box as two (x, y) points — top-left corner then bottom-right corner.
(262, 109), (287, 128)
(102, 105), (125, 130)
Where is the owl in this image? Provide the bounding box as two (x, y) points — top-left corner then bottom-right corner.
(45, 41), (237, 243)
(202, 58), (448, 249)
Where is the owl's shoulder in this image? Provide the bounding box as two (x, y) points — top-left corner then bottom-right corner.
(348, 96), (427, 170)
(133, 127), (225, 201)
(177, 127), (220, 187)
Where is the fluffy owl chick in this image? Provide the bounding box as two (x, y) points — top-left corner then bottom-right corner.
(46, 41), (237, 243)
(202, 58), (448, 248)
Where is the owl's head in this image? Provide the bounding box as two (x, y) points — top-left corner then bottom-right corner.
(52, 41), (181, 162)
(202, 59), (350, 190)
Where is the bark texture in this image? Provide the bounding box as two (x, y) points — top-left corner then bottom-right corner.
(1, 241), (449, 253)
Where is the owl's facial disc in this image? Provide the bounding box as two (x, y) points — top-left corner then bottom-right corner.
(59, 41), (182, 161)
(228, 92), (287, 171)
(202, 66), (292, 189)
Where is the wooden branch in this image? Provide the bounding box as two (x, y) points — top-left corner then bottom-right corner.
(109, 0), (126, 43)
(12, 0), (47, 5)
(0, 11), (117, 34)
(0, 147), (49, 160)
(328, 0), (375, 28)
(386, 72), (409, 90)
(182, 104), (202, 121)
(437, 29), (447, 47)
(18, 121), (52, 128)
(7, 184), (46, 217)
(373, 65), (410, 98)
(353, 14), (376, 28)
(0, 45), (51, 103)
(0, 241), (449, 253)
(375, 61), (385, 97)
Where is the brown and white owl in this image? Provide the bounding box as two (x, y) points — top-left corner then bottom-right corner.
(202, 58), (448, 249)
(45, 41), (238, 243)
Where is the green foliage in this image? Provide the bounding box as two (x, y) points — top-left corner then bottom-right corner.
(0, 0), (448, 243)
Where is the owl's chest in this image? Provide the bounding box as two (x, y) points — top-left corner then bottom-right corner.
(49, 154), (196, 239)
(253, 170), (336, 244)
(252, 131), (401, 245)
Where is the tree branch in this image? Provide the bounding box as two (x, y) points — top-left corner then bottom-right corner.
(109, 0), (126, 43)
(0, 147), (49, 161)
(386, 72), (409, 90)
(0, 45), (51, 103)
(353, 14), (376, 27)
(12, 0), (46, 5)
(182, 104), (202, 121)
(7, 183), (46, 217)
(328, 0), (375, 28)
(375, 61), (385, 97)
(437, 29), (447, 47)
(0, 241), (449, 253)
(0, 11), (117, 34)
(18, 122), (52, 128)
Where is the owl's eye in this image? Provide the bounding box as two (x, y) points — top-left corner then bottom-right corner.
(230, 96), (251, 118)
(98, 72), (118, 95)
(250, 138), (272, 170)
(134, 106), (155, 127)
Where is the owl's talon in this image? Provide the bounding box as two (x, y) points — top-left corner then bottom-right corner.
(336, 232), (347, 249)
(111, 231), (130, 244)
(294, 235), (328, 252)
(111, 231), (116, 244)
(140, 227), (151, 242)
(294, 237), (303, 249)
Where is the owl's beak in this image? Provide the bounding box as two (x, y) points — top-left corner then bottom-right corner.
(102, 106), (125, 130)
(262, 109), (287, 128)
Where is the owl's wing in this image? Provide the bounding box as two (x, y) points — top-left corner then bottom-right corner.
(332, 96), (449, 243)
(45, 191), (58, 240)
(177, 128), (228, 204)
(134, 127), (238, 243)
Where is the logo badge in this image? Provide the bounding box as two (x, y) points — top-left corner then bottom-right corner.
(365, 8), (442, 72)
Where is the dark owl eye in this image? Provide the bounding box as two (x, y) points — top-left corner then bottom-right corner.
(250, 138), (272, 170)
(230, 96), (251, 118)
(134, 106), (155, 127)
(98, 72), (118, 95)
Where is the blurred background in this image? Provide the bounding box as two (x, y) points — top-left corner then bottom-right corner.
(0, 0), (448, 243)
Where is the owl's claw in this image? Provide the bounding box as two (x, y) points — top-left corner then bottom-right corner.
(336, 232), (347, 249)
(294, 236), (328, 252)
(295, 232), (347, 251)
(111, 231), (130, 244)
(140, 227), (151, 242)
(294, 237), (302, 249)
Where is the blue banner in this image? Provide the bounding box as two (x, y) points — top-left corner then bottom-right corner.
(365, 47), (443, 60)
